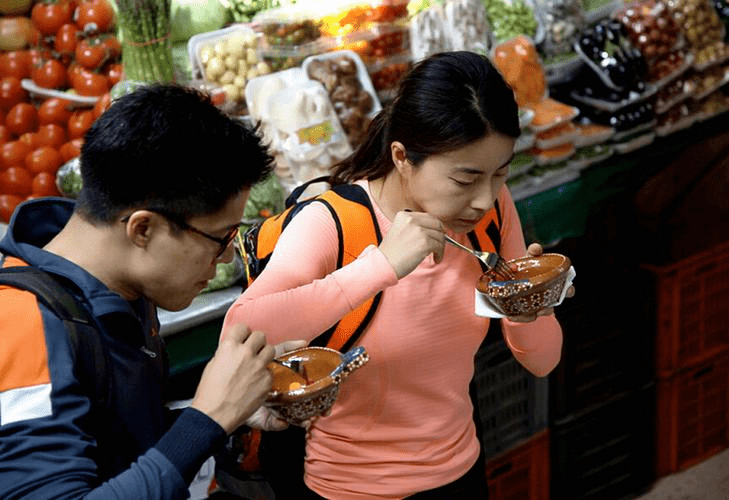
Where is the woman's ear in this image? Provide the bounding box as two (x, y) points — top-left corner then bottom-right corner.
(390, 141), (412, 176)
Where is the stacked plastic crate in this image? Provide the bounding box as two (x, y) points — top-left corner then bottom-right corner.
(474, 325), (550, 500)
(651, 239), (729, 478)
(548, 237), (657, 499)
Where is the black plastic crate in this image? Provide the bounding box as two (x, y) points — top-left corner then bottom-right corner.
(548, 238), (655, 422)
(551, 383), (656, 500)
(474, 334), (549, 459)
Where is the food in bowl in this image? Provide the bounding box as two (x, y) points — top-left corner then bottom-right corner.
(477, 253), (571, 316)
(265, 346), (368, 426)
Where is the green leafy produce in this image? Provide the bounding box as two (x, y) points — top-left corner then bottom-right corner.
(219, 0), (282, 23)
(483, 0), (538, 43)
(240, 173), (286, 230)
(56, 158), (83, 199)
(201, 253), (244, 292)
(115, 0), (175, 83)
(170, 0), (230, 43)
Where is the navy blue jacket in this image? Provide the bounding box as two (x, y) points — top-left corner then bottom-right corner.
(0, 198), (226, 499)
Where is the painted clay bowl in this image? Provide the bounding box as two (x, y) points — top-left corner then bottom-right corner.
(265, 346), (368, 426)
(476, 253), (571, 316)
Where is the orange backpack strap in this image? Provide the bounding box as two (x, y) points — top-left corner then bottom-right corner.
(467, 199), (502, 272)
(241, 182), (382, 351)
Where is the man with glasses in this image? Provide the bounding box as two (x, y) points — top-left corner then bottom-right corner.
(0, 85), (298, 499)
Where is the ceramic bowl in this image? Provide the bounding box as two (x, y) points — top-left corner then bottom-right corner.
(476, 253), (571, 316)
(265, 346), (368, 426)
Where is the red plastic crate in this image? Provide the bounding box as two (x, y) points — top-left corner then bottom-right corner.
(652, 239), (729, 377)
(486, 430), (550, 500)
(656, 349), (729, 477)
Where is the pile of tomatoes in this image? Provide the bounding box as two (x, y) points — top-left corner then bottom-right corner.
(0, 90), (112, 223)
(0, 0), (117, 223)
(1, 0), (121, 96)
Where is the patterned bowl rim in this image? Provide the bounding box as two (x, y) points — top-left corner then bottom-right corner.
(265, 346), (348, 403)
(477, 253), (571, 297)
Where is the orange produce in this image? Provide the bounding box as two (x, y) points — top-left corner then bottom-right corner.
(0, 166), (33, 196)
(67, 109), (94, 139)
(25, 146), (63, 175)
(36, 123), (67, 149)
(31, 171), (61, 196)
(1, 140), (32, 170)
(18, 131), (40, 149)
(6, 102), (38, 136)
(0, 194), (23, 223)
(59, 138), (83, 162)
(38, 97), (74, 126)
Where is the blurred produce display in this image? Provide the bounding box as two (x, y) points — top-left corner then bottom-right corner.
(4, 0), (729, 225)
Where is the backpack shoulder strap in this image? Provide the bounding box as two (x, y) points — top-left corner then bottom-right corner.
(467, 199), (502, 273)
(311, 184), (382, 351)
(242, 182), (382, 352)
(0, 266), (109, 412)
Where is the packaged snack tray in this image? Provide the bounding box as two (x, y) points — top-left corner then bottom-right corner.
(303, 49), (383, 146)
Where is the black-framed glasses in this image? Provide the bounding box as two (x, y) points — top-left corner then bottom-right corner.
(121, 207), (239, 261)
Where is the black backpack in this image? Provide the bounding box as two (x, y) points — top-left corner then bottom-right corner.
(0, 265), (113, 477)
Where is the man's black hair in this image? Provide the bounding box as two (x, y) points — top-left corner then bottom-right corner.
(76, 84), (274, 224)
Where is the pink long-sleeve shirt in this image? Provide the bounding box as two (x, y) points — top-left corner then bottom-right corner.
(223, 180), (562, 499)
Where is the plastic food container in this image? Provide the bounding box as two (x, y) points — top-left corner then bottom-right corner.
(535, 121), (579, 149)
(252, 5), (323, 46)
(303, 49), (382, 147)
(188, 24), (271, 109)
(366, 52), (412, 99)
(258, 38), (335, 72)
(332, 21), (410, 62)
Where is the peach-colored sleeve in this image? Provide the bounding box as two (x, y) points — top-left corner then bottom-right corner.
(498, 187), (563, 377)
(222, 201), (398, 344)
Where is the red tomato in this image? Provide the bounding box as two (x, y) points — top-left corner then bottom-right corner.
(76, 0), (115, 33)
(6, 102), (38, 137)
(100, 34), (121, 60)
(38, 97), (74, 126)
(0, 140), (32, 170)
(0, 77), (29, 113)
(75, 38), (107, 70)
(36, 123), (67, 149)
(31, 171), (61, 197)
(59, 137), (83, 162)
(0, 125), (9, 146)
(0, 166), (33, 196)
(18, 131), (40, 150)
(0, 51), (32, 80)
(54, 23), (80, 62)
(25, 146), (63, 174)
(92, 91), (111, 119)
(67, 109), (94, 139)
(31, 0), (74, 36)
(72, 68), (108, 96)
(103, 62), (123, 86)
(31, 58), (68, 89)
(28, 48), (50, 67)
(0, 194), (23, 223)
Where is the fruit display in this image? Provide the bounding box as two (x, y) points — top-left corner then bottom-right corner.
(665, 0), (729, 67)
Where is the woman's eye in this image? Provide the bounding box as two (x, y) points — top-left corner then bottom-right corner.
(451, 177), (474, 186)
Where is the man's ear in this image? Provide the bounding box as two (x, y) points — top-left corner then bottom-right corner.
(123, 211), (156, 249)
(390, 141), (412, 177)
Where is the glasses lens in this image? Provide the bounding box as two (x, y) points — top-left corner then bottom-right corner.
(217, 226), (240, 258)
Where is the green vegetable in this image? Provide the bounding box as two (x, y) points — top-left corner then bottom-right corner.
(115, 0), (175, 83)
(56, 158), (83, 199)
(483, 0), (537, 43)
(240, 173), (286, 231)
(169, 0), (230, 43)
(219, 0), (282, 23)
(201, 252), (244, 292)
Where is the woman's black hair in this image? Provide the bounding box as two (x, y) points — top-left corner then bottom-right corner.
(76, 84), (275, 224)
(330, 51), (520, 185)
